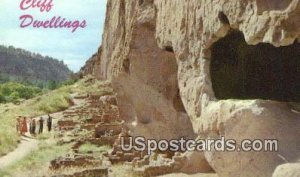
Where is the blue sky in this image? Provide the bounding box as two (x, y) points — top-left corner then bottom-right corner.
(0, 0), (107, 72)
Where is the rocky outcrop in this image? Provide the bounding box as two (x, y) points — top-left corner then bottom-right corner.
(83, 0), (300, 176)
(79, 47), (102, 77)
(272, 163), (300, 177)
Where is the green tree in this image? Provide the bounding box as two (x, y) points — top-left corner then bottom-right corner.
(48, 80), (58, 90)
(0, 82), (41, 104)
(1, 85), (11, 95)
(0, 93), (6, 103)
(9, 91), (20, 103)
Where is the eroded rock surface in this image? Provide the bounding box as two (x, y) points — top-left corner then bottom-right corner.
(272, 163), (300, 177)
(81, 0), (300, 176)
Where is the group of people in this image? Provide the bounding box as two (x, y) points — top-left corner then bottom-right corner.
(16, 115), (53, 136)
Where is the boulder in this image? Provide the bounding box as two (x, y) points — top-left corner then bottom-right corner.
(272, 163), (300, 177)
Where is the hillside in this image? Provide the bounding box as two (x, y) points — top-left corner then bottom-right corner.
(0, 45), (72, 83)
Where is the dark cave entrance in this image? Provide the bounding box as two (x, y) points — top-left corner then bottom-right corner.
(210, 31), (300, 102)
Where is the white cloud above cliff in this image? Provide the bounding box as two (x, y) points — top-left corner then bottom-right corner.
(0, 0), (107, 72)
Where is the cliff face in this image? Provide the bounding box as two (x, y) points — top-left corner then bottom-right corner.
(79, 47), (102, 77)
(83, 0), (300, 176)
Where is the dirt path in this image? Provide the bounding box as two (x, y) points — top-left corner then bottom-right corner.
(0, 135), (38, 170)
(0, 94), (83, 170)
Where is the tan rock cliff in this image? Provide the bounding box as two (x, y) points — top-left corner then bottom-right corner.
(82, 0), (300, 176)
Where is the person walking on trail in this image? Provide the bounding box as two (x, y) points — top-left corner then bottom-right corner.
(29, 118), (33, 135)
(47, 114), (53, 132)
(31, 118), (36, 135)
(38, 117), (44, 134)
(21, 117), (28, 135)
(16, 116), (21, 134)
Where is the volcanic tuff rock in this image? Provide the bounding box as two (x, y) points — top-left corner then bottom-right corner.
(82, 0), (300, 177)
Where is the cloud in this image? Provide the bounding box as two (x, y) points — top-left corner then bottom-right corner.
(0, 0), (107, 72)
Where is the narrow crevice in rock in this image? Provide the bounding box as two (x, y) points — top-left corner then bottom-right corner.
(173, 89), (186, 113)
(122, 58), (130, 74)
(218, 11), (230, 25)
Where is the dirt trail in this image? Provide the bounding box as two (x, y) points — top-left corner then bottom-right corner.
(0, 135), (38, 170)
(0, 94), (82, 170)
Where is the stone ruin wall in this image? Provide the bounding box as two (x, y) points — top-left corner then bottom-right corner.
(82, 0), (300, 176)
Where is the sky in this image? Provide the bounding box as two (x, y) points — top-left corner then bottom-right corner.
(0, 0), (107, 72)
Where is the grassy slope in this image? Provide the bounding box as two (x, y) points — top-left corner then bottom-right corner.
(0, 76), (113, 156)
(0, 76), (142, 177)
(0, 86), (72, 156)
(0, 136), (72, 177)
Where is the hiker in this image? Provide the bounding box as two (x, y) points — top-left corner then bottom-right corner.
(38, 117), (44, 134)
(29, 118), (33, 134)
(47, 114), (52, 132)
(30, 118), (36, 135)
(20, 117), (28, 135)
(16, 116), (21, 134)
(16, 117), (20, 134)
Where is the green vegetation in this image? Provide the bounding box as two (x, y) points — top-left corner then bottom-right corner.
(0, 73), (80, 104)
(0, 73), (47, 88)
(0, 82), (42, 104)
(0, 76), (109, 157)
(35, 87), (72, 113)
(0, 138), (72, 177)
(0, 45), (72, 84)
(0, 72), (79, 89)
(0, 76), (135, 177)
(0, 45), (76, 98)
(0, 85), (72, 156)
(72, 75), (113, 96)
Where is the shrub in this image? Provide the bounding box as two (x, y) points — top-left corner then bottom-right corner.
(0, 93), (5, 103)
(0, 82), (42, 103)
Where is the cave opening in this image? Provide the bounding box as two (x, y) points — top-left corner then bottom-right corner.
(164, 46), (174, 53)
(210, 31), (300, 102)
